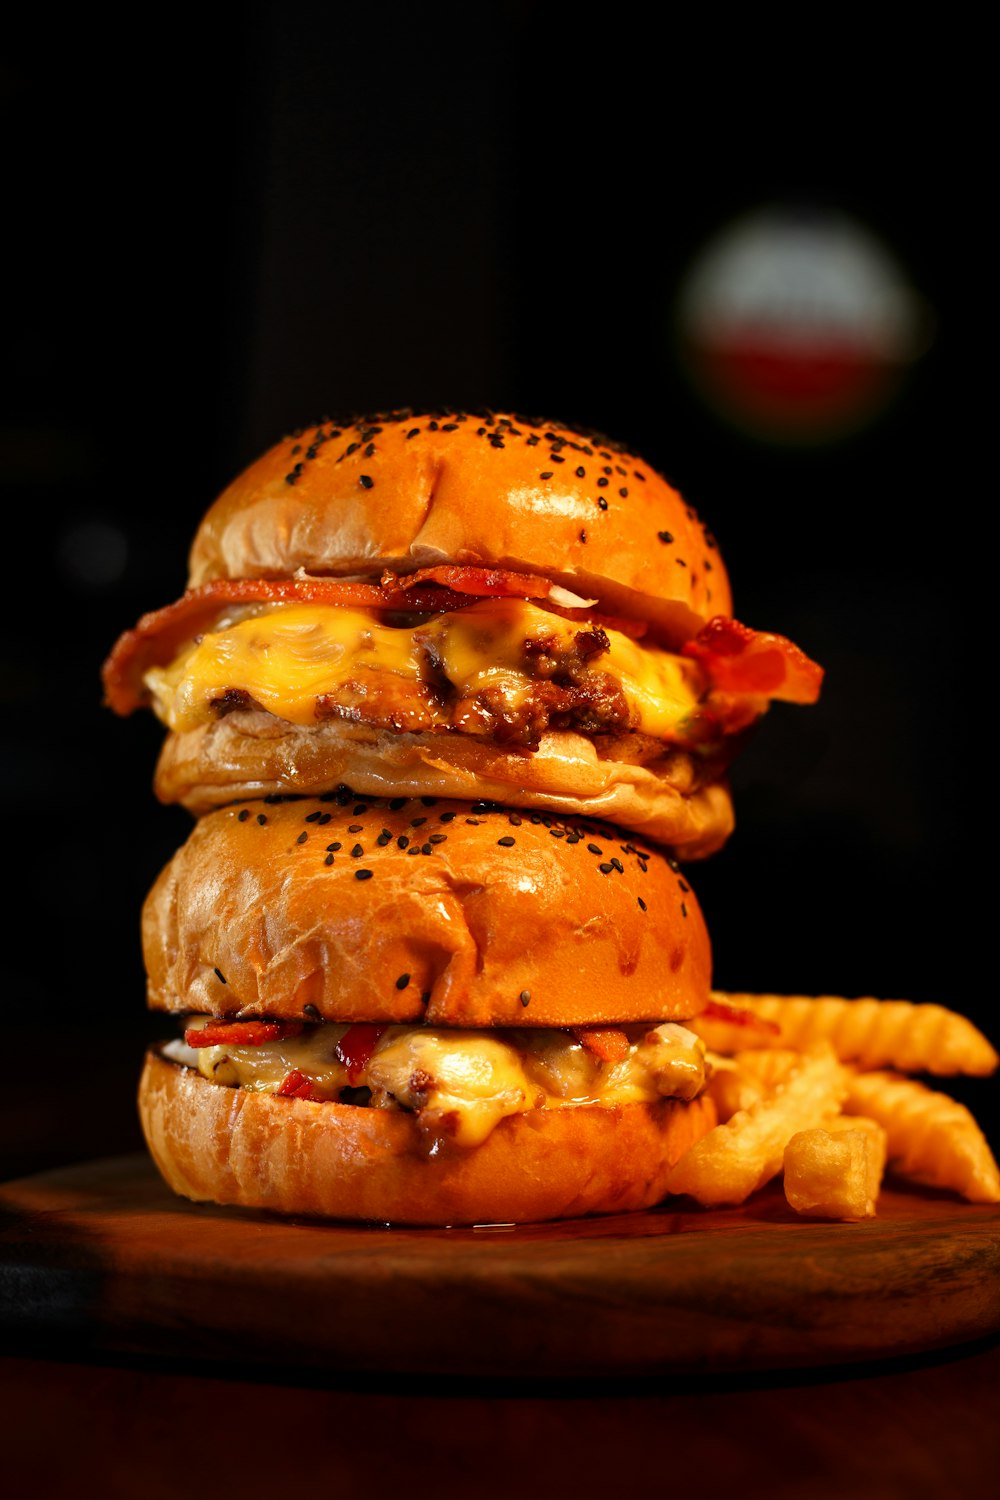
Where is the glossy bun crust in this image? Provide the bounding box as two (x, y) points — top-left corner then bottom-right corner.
(153, 716), (735, 857)
(143, 794), (712, 1028)
(188, 410), (732, 640)
(139, 1048), (718, 1225)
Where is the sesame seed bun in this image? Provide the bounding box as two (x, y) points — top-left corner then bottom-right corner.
(138, 1048), (718, 1226)
(143, 793), (711, 1028)
(188, 410), (732, 640)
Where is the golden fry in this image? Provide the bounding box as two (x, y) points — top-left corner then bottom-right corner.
(845, 1070), (1000, 1203)
(713, 992), (999, 1077)
(783, 1118), (886, 1220)
(666, 1042), (846, 1207)
(702, 1053), (766, 1123)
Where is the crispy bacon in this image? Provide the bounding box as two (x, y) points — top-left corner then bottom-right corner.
(702, 998), (781, 1037)
(184, 1019), (304, 1048)
(572, 1026), (631, 1063)
(335, 1023), (387, 1084)
(682, 617), (823, 704)
(276, 1069), (324, 1101)
(385, 565), (552, 600)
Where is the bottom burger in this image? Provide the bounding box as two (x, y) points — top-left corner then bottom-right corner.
(139, 791), (718, 1225)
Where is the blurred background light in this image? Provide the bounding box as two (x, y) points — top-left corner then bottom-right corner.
(676, 205), (933, 445)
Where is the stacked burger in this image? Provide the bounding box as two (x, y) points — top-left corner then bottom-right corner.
(104, 410), (821, 1224)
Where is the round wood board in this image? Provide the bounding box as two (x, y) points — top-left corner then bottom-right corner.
(1, 1154), (998, 1378)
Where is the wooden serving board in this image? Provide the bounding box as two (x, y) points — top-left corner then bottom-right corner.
(1, 1154), (998, 1378)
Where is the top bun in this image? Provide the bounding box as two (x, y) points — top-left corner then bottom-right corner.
(189, 410), (732, 641)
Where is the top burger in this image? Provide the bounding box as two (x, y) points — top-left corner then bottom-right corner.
(103, 410), (821, 854)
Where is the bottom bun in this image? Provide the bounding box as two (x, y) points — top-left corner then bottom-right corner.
(154, 715), (735, 858)
(139, 1049), (718, 1226)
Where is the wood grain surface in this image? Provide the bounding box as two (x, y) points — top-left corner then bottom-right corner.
(2, 1153), (998, 1378)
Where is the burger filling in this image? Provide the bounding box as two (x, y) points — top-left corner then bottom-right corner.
(144, 598), (743, 753)
(166, 1017), (707, 1151)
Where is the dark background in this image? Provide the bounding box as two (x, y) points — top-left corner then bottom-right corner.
(2, 7), (989, 1172)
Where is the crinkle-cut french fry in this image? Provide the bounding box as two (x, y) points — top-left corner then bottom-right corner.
(714, 992), (999, 1077)
(666, 1042), (846, 1207)
(844, 1070), (1000, 1203)
(783, 1118), (887, 1220)
(702, 1053), (765, 1123)
(731, 1048), (800, 1091)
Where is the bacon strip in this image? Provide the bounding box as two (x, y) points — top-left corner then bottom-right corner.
(335, 1023), (388, 1084)
(572, 1026), (631, 1063)
(682, 618), (823, 704)
(387, 565), (552, 600)
(276, 1069), (324, 1101)
(184, 1019), (305, 1048)
(702, 998), (782, 1037)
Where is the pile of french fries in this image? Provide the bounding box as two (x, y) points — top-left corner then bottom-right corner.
(667, 992), (1000, 1219)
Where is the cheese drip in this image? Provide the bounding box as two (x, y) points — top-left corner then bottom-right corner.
(145, 598), (704, 742)
(173, 1020), (707, 1149)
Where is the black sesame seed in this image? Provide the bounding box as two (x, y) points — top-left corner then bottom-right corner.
(353, 804), (368, 815)
(678, 879), (690, 892)
(619, 488), (628, 498)
(540, 471), (554, 480)
(658, 531), (674, 544)
(597, 477), (609, 487)
(324, 854), (335, 866)
(213, 968), (227, 984)
(296, 832), (308, 844)
(681, 901), (688, 917)
(407, 846), (420, 856)
(440, 811), (456, 823)
(579, 529), (587, 543)
(317, 813), (332, 825)
(407, 427), (420, 439)
(637, 897), (647, 912)
(355, 869), (373, 881)
(597, 497), (608, 511)
(549, 828), (566, 839)
(575, 466), (586, 478)
(599, 862), (613, 874)
(238, 809), (250, 822)
(587, 843), (602, 855)
(389, 797), (407, 810)
(350, 844), (364, 858)
(303, 1003), (320, 1019)
(429, 834), (447, 844)
(611, 857), (624, 873)
(508, 814), (522, 826)
(326, 842), (342, 852)
(397, 835), (409, 849)
(257, 814), (267, 826)
(410, 816), (427, 827)
(348, 823), (363, 833)
(421, 843), (432, 855)
(396, 973), (410, 991)
(497, 836), (515, 847)
(364, 443), (376, 458)
(520, 991), (531, 1007)
(305, 811), (322, 823)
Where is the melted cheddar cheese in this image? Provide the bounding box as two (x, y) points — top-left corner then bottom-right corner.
(145, 599), (705, 741)
(169, 1020), (706, 1150)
